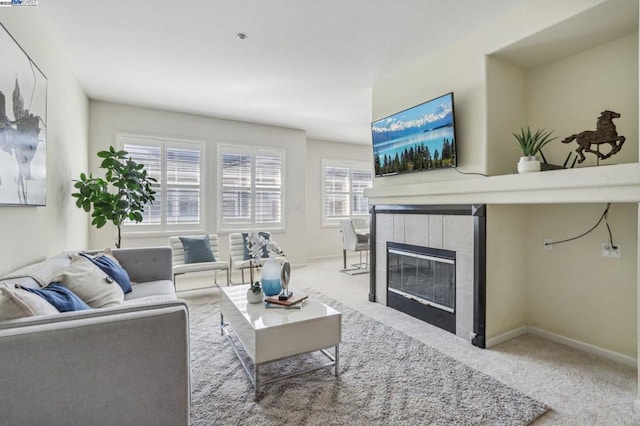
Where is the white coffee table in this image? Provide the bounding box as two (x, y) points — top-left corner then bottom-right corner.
(219, 285), (342, 400)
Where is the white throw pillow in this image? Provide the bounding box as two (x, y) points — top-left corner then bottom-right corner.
(0, 286), (59, 320)
(54, 255), (124, 308)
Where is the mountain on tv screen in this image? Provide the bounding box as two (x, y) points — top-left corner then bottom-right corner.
(371, 92), (456, 177)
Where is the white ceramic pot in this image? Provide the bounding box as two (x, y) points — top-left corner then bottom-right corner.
(517, 156), (541, 174)
(246, 287), (264, 304)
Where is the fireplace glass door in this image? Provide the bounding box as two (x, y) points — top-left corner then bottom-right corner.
(388, 247), (455, 313)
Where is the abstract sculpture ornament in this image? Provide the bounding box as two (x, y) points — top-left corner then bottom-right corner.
(280, 261), (291, 299)
(561, 110), (625, 163)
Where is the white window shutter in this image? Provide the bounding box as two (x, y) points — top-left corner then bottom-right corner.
(166, 147), (201, 225)
(123, 143), (162, 226)
(219, 146), (284, 230)
(120, 135), (204, 233)
(322, 160), (372, 226)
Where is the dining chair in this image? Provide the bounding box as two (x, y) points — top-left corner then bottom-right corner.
(339, 219), (369, 275)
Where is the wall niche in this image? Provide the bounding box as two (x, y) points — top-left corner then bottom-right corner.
(486, 0), (638, 177)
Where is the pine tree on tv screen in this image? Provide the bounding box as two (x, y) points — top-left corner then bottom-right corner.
(372, 93), (456, 176)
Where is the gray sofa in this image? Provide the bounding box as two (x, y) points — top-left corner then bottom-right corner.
(0, 247), (190, 426)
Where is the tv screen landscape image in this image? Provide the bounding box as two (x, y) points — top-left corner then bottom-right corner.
(371, 92), (456, 177)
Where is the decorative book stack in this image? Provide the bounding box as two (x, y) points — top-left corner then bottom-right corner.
(264, 292), (308, 309)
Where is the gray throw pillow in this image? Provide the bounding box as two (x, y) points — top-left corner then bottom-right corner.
(179, 235), (216, 264)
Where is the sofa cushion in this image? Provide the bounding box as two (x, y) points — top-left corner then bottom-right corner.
(81, 252), (133, 294)
(21, 282), (91, 312)
(54, 255), (125, 308)
(179, 235), (215, 263)
(124, 280), (176, 301)
(0, 286), (59, 320)
(122, 294), (177, 306)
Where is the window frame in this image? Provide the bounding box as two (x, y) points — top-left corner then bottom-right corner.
(217, 144), (286, 232)
(117, 133), (206, 237)
(322, 158), (372, 228)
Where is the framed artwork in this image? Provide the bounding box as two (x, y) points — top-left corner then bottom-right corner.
(0, 22), (47, 206)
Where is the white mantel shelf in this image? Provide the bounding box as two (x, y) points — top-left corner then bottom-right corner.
(365, 163), (640, 205)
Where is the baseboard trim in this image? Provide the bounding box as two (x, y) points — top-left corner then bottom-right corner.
(528, 326), (637, 368)
(485, 325), (637, 367)
(485, 326), (528, 348)
(307, 254), (342, 261)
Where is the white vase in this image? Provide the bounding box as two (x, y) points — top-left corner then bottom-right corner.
(246, 287), (264, 304)
(517, 156), (541, 174)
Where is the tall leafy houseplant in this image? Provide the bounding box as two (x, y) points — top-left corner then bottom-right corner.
(72, 146), (157, 248)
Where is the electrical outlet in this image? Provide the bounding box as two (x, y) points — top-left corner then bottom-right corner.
(601, 242), (621, 258)
(543, 237), (552, 251)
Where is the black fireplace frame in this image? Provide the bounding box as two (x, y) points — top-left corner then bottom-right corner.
(368, 204), (487, 348)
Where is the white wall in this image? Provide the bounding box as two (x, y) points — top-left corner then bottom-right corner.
(370, 0), (638, 358)
(485, 30), (638, 356)
(485, 56), (527, 176)
(525, 32), (638, 169)
(519, 33), (638, 358)
(526, 203), (637, 357)
(485, 205), (528, 338)
(486, 203), (638, 359)
(0, 10), (89, 275)
(305, 138), (372, 259)
(88, 101), (308, 267)
(373, 0), (612, 181)
(88, 103), (373, 266)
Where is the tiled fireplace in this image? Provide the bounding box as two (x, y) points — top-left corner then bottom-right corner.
(369, 205), (486, 347)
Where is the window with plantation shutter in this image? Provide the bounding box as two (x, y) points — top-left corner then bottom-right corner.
(122, 143), (162, 225)
(118, 134), (204, 234)
(167, 147), (201, 225)
(324, 166), (349, 219)
(322, 159), (372, 226)
(219, 145), (284, 231)
(351, 169), (371, 216)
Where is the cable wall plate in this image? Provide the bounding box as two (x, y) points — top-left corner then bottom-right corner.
(601, 242), (621, 258)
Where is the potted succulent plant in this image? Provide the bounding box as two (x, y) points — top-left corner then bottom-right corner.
(513, 127), (557, 173)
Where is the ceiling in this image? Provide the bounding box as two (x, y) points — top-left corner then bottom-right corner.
(38, 0), (527, 145)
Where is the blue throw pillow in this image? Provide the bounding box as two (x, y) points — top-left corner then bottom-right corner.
(81, 252), (133, 294)
(241, 232), (270, 260)
(22, 283), (91, 312)
(179, 235), (216, 264)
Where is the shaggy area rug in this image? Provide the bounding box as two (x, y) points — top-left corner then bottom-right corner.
(186, 291), (548, 425)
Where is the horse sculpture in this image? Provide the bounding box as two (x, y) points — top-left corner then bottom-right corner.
(561, 110), (625, 163)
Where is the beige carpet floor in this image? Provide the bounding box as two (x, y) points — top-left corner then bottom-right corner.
(185, 290), (547, 425)
(177, 256), (639, 425)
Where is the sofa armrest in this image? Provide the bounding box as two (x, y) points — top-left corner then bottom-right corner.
(0, 299), (188, 331)
(0, 301), (190, 426)
(112, 246), (173, 283)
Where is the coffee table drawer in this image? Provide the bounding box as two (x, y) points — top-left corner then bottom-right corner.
(255, 313), (341, 363)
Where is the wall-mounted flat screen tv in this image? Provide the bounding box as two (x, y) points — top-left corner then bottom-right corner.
(371, 92), (456, 177)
